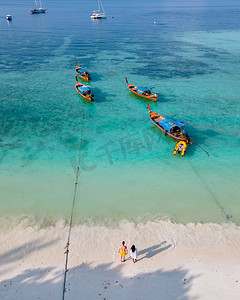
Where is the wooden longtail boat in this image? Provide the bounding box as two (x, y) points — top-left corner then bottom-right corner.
(147, 103), (190, 143)
(75, 61), (91, 81)
(75, 76), (94, 102)
(125, 78), (158, 101)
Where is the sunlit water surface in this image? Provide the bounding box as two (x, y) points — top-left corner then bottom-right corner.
(0, 0), (240, 225)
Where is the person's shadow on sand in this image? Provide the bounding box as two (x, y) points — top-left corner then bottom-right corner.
(137, 241), (172, 261)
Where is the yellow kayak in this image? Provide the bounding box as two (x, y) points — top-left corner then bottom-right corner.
(173, 141), (187, 156)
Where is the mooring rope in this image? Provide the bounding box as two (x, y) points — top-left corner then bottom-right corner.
(62, 102), (85, 300)
(186, 158), (232, 221)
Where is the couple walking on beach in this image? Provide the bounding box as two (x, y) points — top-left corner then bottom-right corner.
(118, 241), (138, 263)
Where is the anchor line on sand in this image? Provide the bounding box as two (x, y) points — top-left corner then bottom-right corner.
(187, 159), (232, 222)
(62, 102), (85, 300)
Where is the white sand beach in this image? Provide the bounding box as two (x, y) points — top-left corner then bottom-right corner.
(0, 218), (240, 300)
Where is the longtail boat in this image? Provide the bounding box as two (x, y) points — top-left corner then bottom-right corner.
(147, 103), (190, 143)
(75, 76), (94, 102)
(125, 78), (158, 101)
(75, 61), (91, 81)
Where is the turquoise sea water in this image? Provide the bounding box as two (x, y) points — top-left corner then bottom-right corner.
(0, 0), (240, 225)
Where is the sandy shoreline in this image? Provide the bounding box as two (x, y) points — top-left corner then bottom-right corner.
(0, 218), (240, 299)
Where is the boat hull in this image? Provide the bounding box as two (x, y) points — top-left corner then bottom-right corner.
(30, 9), (46, 14)
(77, 73), (90, 81)
(128, 86), (158, 101)
(91, 16), (107, 19)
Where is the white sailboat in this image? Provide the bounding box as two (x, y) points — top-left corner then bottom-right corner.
(29, 0), (47, 14)
(91, 0), (106, 19)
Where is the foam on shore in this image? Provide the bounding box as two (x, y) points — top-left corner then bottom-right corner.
(0, 217), (240, 265)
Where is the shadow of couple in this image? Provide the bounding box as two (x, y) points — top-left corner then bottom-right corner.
(135, 241), (172, 261)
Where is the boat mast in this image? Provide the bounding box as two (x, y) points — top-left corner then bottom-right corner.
(100, 0), (105, 13)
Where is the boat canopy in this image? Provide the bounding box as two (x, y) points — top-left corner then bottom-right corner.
(159, 119), (176, 131)
(159, 118), (189, 132)
(137, 86), (148, 92)
(174, 120), (190, 127)
(78, 86), (91, 92)
(78, 68), (88, 74)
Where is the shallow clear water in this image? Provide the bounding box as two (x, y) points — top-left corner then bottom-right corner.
(0, 0), (240, 225)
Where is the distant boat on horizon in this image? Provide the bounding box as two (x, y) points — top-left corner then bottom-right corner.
(29, 0), (47, 14)
(91, 0), (106, 19)
(6, 15), (12, 21)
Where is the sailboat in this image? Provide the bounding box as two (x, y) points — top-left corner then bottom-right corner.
(91, 0), (106, 19)
(29, 0), (47, 14)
